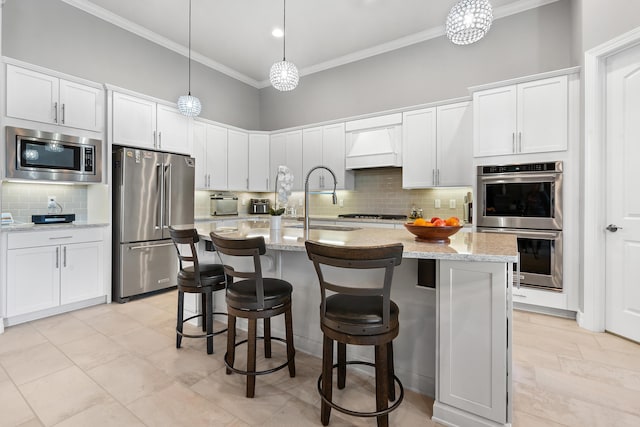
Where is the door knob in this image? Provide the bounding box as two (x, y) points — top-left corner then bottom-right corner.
(606, 224), (623, 232)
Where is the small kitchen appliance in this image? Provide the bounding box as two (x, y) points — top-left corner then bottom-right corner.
(32, 213), (75, 224)
(210, 194), (238, 216)
(249, 198), (271, 214)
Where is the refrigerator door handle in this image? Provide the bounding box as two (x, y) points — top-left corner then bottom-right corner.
(156, 163), (164, 230)
(164, 163), (172, 228)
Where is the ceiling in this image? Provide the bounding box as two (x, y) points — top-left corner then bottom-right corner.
(61, 0), (559, 88)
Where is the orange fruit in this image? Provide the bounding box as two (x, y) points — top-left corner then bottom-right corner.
(433, 218), (446, 227)
(413, 218), (427, 226)
(424, 222), (435, 227)
(445, 216), (460, 226)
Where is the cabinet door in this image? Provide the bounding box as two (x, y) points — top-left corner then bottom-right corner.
(285, 131), (304, 191)
(473, 86), (517, 157)
(112, 92), (156, 149)
(323, 123), (351, 190)
(270, 133), (287, 187)
(302, 127), (324, 190)
(207, 124), (228, 190)
(437, 101), (473, 187)
(6, 64), (59, 125)
(156, 104), (190, 154)
(59, 79), (103, 131)
(248, 134), (271, 192)
(227, 129), (249, 191)
(517, 76), (568, 154)
(402, 108), (437, 188)
(192, 122), (208, 189)
(6, 246), (60, 317)
(60, 241), (104, 305)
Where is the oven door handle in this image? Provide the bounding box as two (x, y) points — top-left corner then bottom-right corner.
(478, 173), (559, 183)
(479, 228), (560, 239)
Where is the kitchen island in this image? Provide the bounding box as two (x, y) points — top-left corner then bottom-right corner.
(191, 220), (518, 427)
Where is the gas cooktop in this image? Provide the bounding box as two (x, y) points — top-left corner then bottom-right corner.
(338, 214), (407, 220)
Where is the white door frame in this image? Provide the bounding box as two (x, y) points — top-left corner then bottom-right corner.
(580, 26), (640, 332)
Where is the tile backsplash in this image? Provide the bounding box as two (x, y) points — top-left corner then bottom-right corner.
(1, 183), (88, 223)
(197, 168), (472, 221)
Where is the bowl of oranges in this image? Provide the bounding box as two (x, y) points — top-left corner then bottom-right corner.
(404, 216), (462, 243)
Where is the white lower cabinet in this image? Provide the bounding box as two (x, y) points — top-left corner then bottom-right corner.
(6, 229), (104, 318)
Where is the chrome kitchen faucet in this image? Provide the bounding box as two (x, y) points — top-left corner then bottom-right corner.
(304, 166), (338, 237)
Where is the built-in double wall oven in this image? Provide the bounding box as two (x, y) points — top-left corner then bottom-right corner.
(477, 162), (563, 291)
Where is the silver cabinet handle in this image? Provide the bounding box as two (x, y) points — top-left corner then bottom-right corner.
(518, 132), (522, 152)
(61, 104), (65, 124)
(606, 224), (623, 232)
(266, 177), (269, 190)
(158, 131), (162, 148)
(246, 178), (249, 189)
(49, 236), (72, 240)
(63, 246), (67, 267)
(436, 169), (440, 186)
(55, 247), (59, 269)
(153, 130), (157, 148)
(432, 169), (435, 185)
(512, 133), (516, 153)
(53, 102), (58, 123)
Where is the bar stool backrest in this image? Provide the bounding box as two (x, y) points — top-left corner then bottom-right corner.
(305, 241), (403, 333)
(168, 227), (202, 286)
(209, 232), (267, 308)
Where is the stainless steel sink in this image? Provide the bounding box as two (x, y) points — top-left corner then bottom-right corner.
(285, 224), (361, 231)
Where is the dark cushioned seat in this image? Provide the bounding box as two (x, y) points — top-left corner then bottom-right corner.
(226, 278), (293, 309)
(177, 263), (226, 290)
(324, 295), (399, 326)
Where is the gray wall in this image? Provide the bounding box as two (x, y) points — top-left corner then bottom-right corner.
(1, 0), (261, 130)
(259, 0), (574, 131)
(580, 0), (640, 51)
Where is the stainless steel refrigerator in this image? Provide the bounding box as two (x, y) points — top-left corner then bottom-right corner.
(112, 146), (195, 302)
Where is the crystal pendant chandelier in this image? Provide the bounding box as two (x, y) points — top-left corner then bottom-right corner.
(446, 0), (493, 45)
(177, 0), (202, 117)
(270, 0), (299, 91)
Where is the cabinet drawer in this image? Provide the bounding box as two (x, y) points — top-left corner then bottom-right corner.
(8, 228), (103, 249)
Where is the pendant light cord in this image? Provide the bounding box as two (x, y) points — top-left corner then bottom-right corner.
(282, 0), (286, 61)
(188, 0), (192, 95)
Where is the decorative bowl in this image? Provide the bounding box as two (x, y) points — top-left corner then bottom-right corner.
(404, 223), (463, 243)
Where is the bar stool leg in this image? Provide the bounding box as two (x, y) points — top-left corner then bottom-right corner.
(201, 293), (207, 332)
(321, 334), (333, 426)
(264, 318), (272, 358)
(176, 290), (184, 349)
(205, 289), (213, 354)
(285, 307), (296, 377)
(247, 318), (257, 398)
(387, 342), (395, 401)
(226, 314), (237, 375)
(375, 344), (389, 427)
(337, 342), (346, 389)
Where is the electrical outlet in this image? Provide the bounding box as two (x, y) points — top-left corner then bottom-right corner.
(47, 195), (57, 209)
(339, 199), (344, 207)
(449, 199), (456, 209)
(434, 199), (441, 209)
(241, 198), (247, 206)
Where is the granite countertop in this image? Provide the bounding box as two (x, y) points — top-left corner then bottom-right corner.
(189, 220), (516, 263)
(0, 222), (110, 233)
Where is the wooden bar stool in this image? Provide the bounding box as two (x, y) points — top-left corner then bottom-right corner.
(209, 232), (296, 398)
(169, 227), (228, 355)
(305, 241), (405, 427)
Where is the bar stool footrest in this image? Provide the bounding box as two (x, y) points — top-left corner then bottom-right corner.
(225, 336), (295, 376)
(317, 360), (404, 418)
(177, 312), (228, 339)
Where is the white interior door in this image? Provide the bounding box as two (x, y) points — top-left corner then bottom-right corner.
(605, 42), (640, 343)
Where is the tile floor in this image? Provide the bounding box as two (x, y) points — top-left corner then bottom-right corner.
(0, 291), (638, 426)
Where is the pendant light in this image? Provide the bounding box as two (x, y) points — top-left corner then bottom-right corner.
(446, 0), (493, 45)
(270, 0), (299, 91)
(177, 0), (202, 117)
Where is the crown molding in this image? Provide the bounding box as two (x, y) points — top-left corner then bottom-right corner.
(59, 0), (261, 88)
(61, 0), (560, 90)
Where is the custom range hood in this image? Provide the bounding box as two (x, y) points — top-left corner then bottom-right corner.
(345, 113), (402, 169)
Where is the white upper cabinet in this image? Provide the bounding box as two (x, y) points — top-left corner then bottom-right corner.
(270, 130), (303, 191)
(303, 123), (353, 191)
(402, 101), (472, 188)
(473, 76), (568, 157)
(112, 92), (190, 155)
(248, 134), (271, 192)
(402, 107), (437, 188)
(227, 129), (249, 191)
(192, 121), (227, 190)
(6, 64), (103, 132)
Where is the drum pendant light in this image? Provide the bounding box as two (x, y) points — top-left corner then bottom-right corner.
(270, 0), (299, 91)
(446, 0), (493, 45)
(177, 0), (202, 117)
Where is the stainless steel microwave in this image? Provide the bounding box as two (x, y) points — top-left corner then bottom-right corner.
(5, 126), (102, 183)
